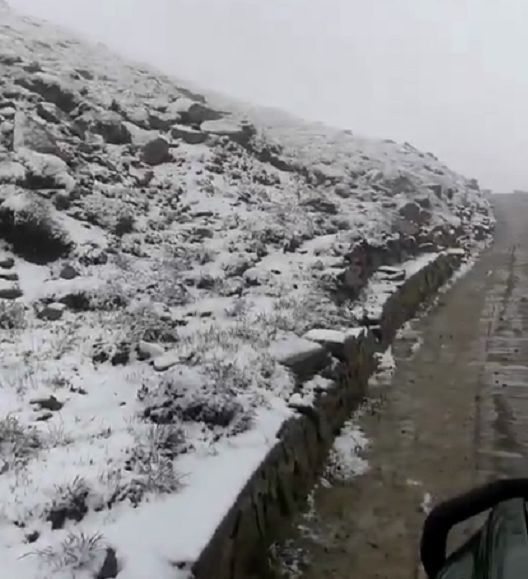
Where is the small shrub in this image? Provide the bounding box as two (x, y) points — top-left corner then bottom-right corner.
(113, 209), (135, 237)
(0, 301), (26, 329)
(117, 424), (185, 505)
(29, 531), (106, 573)
(0, 415), (40, 471)
(46, 476), (90, 529)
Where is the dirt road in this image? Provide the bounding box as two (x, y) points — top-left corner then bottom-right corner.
(272, 194), (528, 579)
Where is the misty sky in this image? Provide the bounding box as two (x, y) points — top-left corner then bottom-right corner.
(7, 0), (528, 192)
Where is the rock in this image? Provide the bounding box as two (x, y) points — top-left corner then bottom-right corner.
(17, 149), (75, 190)
(243, 267), (270, 287)
(148, 111), (178, 131)
(13, 112), (60, 155)
(170, 124), (207, 145)
(0, 160), (26, 185)
(60, 264), (80, 280)
(416, 196), (432, 209)
(37, 102), (62, 124)
(137, 340), (165, 361)
(30, 395), (63, 411)
(301, 196), (338, 215)
(37, 302), (66, 321)
(153, 349), (180, 371)
(0, 280), (22, 299)
(269, 336), (330, 381)
(78, 246), (108, 266)
(141, 137), (170, 166)
(377, 266), (406, 282)
(0, 269), (17, 281)
(52, 191), (71, 210)
(393, 217), (420, 237)
(111, 343), (130, 366)
(428, 183), (443, 197)
(176, 99), (223, 125)
(399, 201), (421, 222)
(201, 119), (255, 146)
(93, 112), (132, 145)
(0, 253), (14, 269)
(302, 328), (365, 359)
(96, 548), (119, 579)
(15, 73), (79, 113)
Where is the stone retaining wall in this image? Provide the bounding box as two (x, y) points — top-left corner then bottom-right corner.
(191, 251), (463, 579)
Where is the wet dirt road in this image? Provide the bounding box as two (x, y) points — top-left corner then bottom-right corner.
(272, 194), (528, 579)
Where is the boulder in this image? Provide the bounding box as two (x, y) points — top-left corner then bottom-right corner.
(141, 137), (170, 166)
(137, 340), (165, 361)
(37, 102), (62, 124)
(176, 99), (223, 125)
(153, 349), (180, 371)
(93, 112), (132, 145)
(0, 269), (18, 281)
(399, 202), (421, 223)
(170, 124), (207, 145)
(0, 253), (14, 269)
(17, 149), (75, 191)
(14, 112), (60, 155)
(59, 264), (80, 280)
(37, 302), (66, 321)
(269, 336), (330, 381)
(0, 280), (22, 299)
(15, 73), (79, 113)
(201, 119), (255, 146)
(0, 279), (22, 300)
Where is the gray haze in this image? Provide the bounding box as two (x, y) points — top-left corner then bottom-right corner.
(7, 0), (528, 192)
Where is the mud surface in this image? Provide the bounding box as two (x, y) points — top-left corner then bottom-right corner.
(271, 194), (528, 579)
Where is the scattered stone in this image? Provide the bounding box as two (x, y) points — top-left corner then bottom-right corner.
(0, 280), (22, 299)
(37, 302), (66, 321)
(269, 336), (330, 380)
(378, 266), (406, 282)
(93, 112), (132, 145)
(0, 160), (26, 184)
(141, 137), (170, 166)
(37, 102), (62, 124)
(399, 202), (421, 223)
(0, 269), (17, 281)
(15, 73), (79, 113)
(60, 263), (80, 280)
(0, 254), (14, 269)
(201, 119), (255, 146)
(243, 267), (270, 287)
(177, 99), (223, 125)
(96, 548), (119, 579)
(137, 340), (165, 361)
(13, 112), (60, 155)
(25, 531), (40, 544)
(30, 395), (63, 412)
(111, 343), (130, 366)
(35, 412), (53, 422)
(170, 124), (207, 145)
(153, 349), (180, 371)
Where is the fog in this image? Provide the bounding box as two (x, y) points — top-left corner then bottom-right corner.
(7, 0), (528, 192)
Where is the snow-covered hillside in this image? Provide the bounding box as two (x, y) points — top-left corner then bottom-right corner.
(0, 3), (493, 578)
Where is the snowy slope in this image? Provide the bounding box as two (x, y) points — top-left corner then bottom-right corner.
(0, 4), (493, 578)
